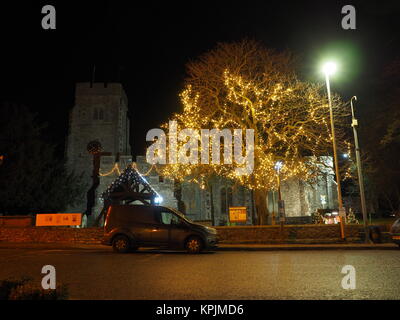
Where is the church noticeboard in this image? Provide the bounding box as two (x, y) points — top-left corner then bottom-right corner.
(229, 207), (247, 223)
(36, 213), (82, 226)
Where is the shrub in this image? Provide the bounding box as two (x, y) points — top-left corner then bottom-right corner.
(0, 277), (68, 300)
(0, 277), (32, 300)
(311, 210), (324, 224)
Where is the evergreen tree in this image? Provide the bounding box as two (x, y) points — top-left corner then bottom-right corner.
(0, 103), (85, 215)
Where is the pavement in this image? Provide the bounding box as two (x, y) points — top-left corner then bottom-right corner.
(0, 241), (398, 251)
(218, 243), (398, 250)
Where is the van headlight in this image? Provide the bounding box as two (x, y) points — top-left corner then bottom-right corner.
(205, 226), (217, 235)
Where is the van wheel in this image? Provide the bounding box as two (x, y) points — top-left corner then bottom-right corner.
(112, 235), (131, 253)
(185, 236), (203, 254)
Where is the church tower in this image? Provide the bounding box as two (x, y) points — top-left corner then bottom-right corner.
(66, 82), (131, 223)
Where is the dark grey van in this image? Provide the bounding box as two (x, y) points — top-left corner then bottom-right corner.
(102, 204), (218, 253)
(390, 218), (400, 247)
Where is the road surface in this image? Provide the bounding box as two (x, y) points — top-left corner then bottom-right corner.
(0, 245), (399, 299)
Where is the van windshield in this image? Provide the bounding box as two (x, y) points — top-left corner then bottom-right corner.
(168, 207), (192, 223)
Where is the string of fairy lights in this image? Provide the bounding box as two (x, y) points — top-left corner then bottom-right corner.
(99, 162), (156, 177)
(154, 68), (353, 191)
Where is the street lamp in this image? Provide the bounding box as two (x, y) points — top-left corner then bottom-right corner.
(271, 161), (283, 225)
(274, 161), (285, 234)
(350, 96), (371, 243)
(322, 61), (346, 241)
(322, 61), (337, 76)
(274, 160), (283, 203)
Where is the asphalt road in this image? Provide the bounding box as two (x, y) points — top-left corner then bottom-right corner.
(0, 245), (399, 300)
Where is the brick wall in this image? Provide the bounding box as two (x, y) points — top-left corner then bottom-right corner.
(0, 227), (103, 244)
(0, 224), (391, 244)
(215, 224), (366, 243)
(0, 216), (34, 227)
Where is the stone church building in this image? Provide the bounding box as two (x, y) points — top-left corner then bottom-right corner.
(66, 82), (337, 226)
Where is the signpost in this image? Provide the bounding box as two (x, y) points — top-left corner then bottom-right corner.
(229, 207), (247, 224)
(36, 213), (82, 227)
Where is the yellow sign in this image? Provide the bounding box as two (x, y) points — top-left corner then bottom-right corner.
(36, 213), (82, 226)
(229, 207), (247, 223)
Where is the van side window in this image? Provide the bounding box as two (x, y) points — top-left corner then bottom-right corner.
(159, 211), (179, 225)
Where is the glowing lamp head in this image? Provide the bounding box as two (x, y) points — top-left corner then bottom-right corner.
(154, 196), (163, 204)
(322, 61), (337, 76)
(274, 161), (283, 172)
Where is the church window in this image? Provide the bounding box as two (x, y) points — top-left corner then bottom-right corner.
(93, 108), (98, 120)
(220, 186), (233, 215)
(79, 110), (87, 120)
(221, 188), (226, 215)
(93, 107), (104, 121)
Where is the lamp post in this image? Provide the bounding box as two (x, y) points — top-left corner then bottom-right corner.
(275, 161), (283, 202)
(322, 62), (346, 240)
(350, 96), (371, 243)
(275, 161), (285, 236)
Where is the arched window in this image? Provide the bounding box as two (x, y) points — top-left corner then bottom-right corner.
(93, 108), (99, 120)
(227, 187), (233, 208)
(93, 107), (104, 120)
(220, 186), (233, 215)
(220, 187), (227, 215)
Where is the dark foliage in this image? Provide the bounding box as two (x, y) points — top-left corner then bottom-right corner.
(0, 277), (69, 300)
(360, 59), (400, 217)
(0, 103), (85, 215)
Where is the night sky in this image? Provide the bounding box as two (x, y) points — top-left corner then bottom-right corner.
(1, 0), (399, 157)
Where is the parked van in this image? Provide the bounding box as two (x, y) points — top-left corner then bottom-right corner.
(390, 218), (400, 247)
(102, 204), (218, 253)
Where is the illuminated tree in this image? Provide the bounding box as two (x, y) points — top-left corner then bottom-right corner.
(155, 40), (350, 224)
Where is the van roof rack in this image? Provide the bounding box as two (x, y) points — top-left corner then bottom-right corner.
(95, 164), (161, 226)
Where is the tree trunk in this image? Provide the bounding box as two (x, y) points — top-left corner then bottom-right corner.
(254, 189), (269, 225)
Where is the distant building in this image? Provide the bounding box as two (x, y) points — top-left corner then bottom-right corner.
(65, 82), (337, 226)
(65, 82), (131, 225)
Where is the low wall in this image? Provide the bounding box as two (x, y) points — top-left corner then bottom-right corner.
(0, 216), (35, 227)
(0, 224), (389, 244)
(215, 224), (365, 243)
(0, 227), (103, 244)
